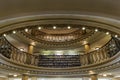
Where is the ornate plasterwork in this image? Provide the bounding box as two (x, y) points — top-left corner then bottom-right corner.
(0, 14), (120, 35)
(0, 36), (120, 76)
(0, 15), (119, 50)
(19, 25), (94, 49)
(0, 51), (120, 76)
(0, 14), (120, 76)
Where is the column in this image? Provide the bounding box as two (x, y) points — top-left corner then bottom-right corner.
(84, 43), (90, 53)
(22, 75), (29, 80)
(90, 74), (98, 80)
(28, 45), (34, 54)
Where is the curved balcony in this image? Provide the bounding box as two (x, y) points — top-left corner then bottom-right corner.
(0, 36), (120, 68)
(21, 28), (94, 44)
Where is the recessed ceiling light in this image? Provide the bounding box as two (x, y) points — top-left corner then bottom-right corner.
(115, 35), (118, 38)
(95, 47), (99, 50)
(38, 27), (42, 30)
(13, 74), (17, 77)
(89, 70), (95, 74)
(67, 26), (71, 29)
(31, 42), (35, 46)
(83, 41), (88, 45)
(106, 32), (109, 35)
(25, 28), (28, 32)
(20, 48), (24, 51)
(12, 31), (16, 34)
(95, 29), (98, 32)
(3, 34), (6, 37)
(53, 26), (56, 29)
(82, 27), (86, 30)
(103, 74), (107, 77)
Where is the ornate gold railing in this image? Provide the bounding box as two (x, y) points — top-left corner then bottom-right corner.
(80, 37), (120, 65)
(0, 37), (38, 66)
(0, 36), (120, 68)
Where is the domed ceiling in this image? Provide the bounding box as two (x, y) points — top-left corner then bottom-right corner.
(4, 24), (112, 55)
(20, 25), (94, 48)
(0, 0), (118, 56)
(0, 0), (120, 78)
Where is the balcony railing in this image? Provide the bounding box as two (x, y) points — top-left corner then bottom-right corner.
(0, 37), (38, 66)
(0, 36), (120, 68)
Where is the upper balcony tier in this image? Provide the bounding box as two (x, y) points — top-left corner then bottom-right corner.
(0, 23), (120, 76)
(0, 36), (120, 68)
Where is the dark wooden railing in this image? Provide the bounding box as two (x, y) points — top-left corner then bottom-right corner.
(0, 36), (120, 68)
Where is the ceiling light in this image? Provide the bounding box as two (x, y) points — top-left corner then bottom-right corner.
(103, 74), (107, 77)
(3, 34), (6, 37)
(106, 32), (109, 35)
(12, 31), (16, 34)
(20, 48), (24, 51)
(25, 28), (28, 32)
(115, 35), (118, 38)
(95, 47), (99, 50)
(82, 27), (86, 30)
(95, 29), (98, 32)
(53, 26), (56, 29)
(31, 42), (35, 46)
(55, 51), (63, 55)
(89, 70), (95, 74)
(67, 26), (71, 29)
(83, 41), (88, 45)
(38, 27), (42, 30)
(13, 74), (17, 77)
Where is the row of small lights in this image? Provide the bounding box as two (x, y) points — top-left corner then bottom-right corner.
(2, 26), (119, 38)
(2, 25), (119, 51)
(101, 73), (112, 77)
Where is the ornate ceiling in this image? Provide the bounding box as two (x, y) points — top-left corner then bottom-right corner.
(19, 25), (94, 48)
(0, 0), (120, 78)
(3, 24), (111, 56)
